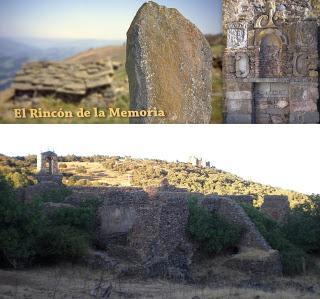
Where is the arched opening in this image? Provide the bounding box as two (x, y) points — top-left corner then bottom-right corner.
(259, 33), (282, 78)
(45, 157), (54, 174)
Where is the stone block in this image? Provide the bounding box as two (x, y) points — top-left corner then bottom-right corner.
(226, 91), (252, 100)
(226, 113), (252, 124)
(227, 99), (252, 114)
(290, 111), (320, 124)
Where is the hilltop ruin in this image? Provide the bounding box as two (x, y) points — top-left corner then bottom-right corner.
(15, 151), (294, 280)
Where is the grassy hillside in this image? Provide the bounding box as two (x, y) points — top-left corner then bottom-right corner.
(0, 154), (308, 207)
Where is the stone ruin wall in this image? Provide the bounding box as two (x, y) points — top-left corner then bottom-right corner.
(314, 0), (320, 116)
(261, 195), (290, 222)
(66, 187), (272, 254)
(223, 0), (320, 124)
(19, 184), (289, 277)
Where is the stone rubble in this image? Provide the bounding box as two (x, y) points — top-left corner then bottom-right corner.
(12, 59), (119, 104)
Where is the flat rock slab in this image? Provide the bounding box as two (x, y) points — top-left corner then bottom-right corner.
(126, 1), (213, 124)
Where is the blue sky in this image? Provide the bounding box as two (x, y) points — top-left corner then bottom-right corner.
(0, 125), (319, 195)
(0, 0), (221, 40)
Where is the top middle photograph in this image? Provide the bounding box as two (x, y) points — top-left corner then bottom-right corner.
(0, 0), (319, 124)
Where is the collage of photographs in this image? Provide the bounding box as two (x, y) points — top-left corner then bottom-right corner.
(0, 0), (320, 298)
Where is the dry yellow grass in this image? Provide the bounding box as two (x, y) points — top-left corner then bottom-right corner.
(61, 162), (131, 186)
(65, 45), (126, 63)
(0, 265), (319, 299)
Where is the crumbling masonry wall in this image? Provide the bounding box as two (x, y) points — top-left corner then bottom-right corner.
(223, 0), (320, 124)
(66, 187), (272, 257)
(261, 195), (290, 222)
(20, 185), (284, 277)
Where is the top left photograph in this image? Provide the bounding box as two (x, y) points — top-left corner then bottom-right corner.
(0, 0), (221, 124)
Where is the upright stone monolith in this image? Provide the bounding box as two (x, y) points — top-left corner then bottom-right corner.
(126, 1), (213, 124)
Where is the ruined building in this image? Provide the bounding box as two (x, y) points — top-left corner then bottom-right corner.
(188, 156), (211, 168)
(15, 151), (295, 279)
(223, 0), (320, 124)
(36, 151), (63, 184)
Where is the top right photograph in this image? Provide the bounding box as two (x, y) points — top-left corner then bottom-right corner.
(223, 0), (320, 124)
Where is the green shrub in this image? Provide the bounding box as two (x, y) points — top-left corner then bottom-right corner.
(34, 188), (72, 203)
(48, 207), (94, 233)
(241, 204), (308, 275)
(37, 225), (89, 261)
(283, 195), (320, 253)
(0, 175), (97, 268)
(0, 175), (43, 267)
(187, 198), (243, 254)
(6, 172), (32, 188)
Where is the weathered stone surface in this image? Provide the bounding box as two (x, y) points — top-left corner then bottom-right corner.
(224, 249), (282, 277)
(221, 195), (255, 206)
(126, 1), (213, 124)
(223, 0), (320, 124)
(226, 113), (252, 124)
(261, 195), (290, 222)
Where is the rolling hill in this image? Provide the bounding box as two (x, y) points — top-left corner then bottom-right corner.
(0, 154), (309, 208)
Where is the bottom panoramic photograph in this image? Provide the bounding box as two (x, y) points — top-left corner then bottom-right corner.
(0, 126), (319, 299)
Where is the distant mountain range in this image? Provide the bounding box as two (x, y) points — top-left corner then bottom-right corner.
(0, 37), (124, 90)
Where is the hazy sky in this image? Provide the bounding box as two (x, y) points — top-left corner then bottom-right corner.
(0, 0), (221, 40)
(0, 125), (319, 195)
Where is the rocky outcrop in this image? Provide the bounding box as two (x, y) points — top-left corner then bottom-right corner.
(12, 60), (119, 104)
(126, 1), (213, 124)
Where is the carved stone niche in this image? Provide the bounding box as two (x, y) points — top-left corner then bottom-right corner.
(227, 22), (248, 49)
(255, 29), (287, 78)
(235, 53), (250, 78)
(260, 33), (282, 77)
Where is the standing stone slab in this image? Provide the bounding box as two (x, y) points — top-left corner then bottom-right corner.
(126, 1), (213, 124)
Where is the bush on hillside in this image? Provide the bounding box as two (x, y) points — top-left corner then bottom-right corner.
(188, 198), (243, 254)
(0, 174), (98, 268)
(0, 175), (43, 267)
(241, 204), (308, 275)
(37, 225), (89, 262)
(283, 195), (320, 254)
